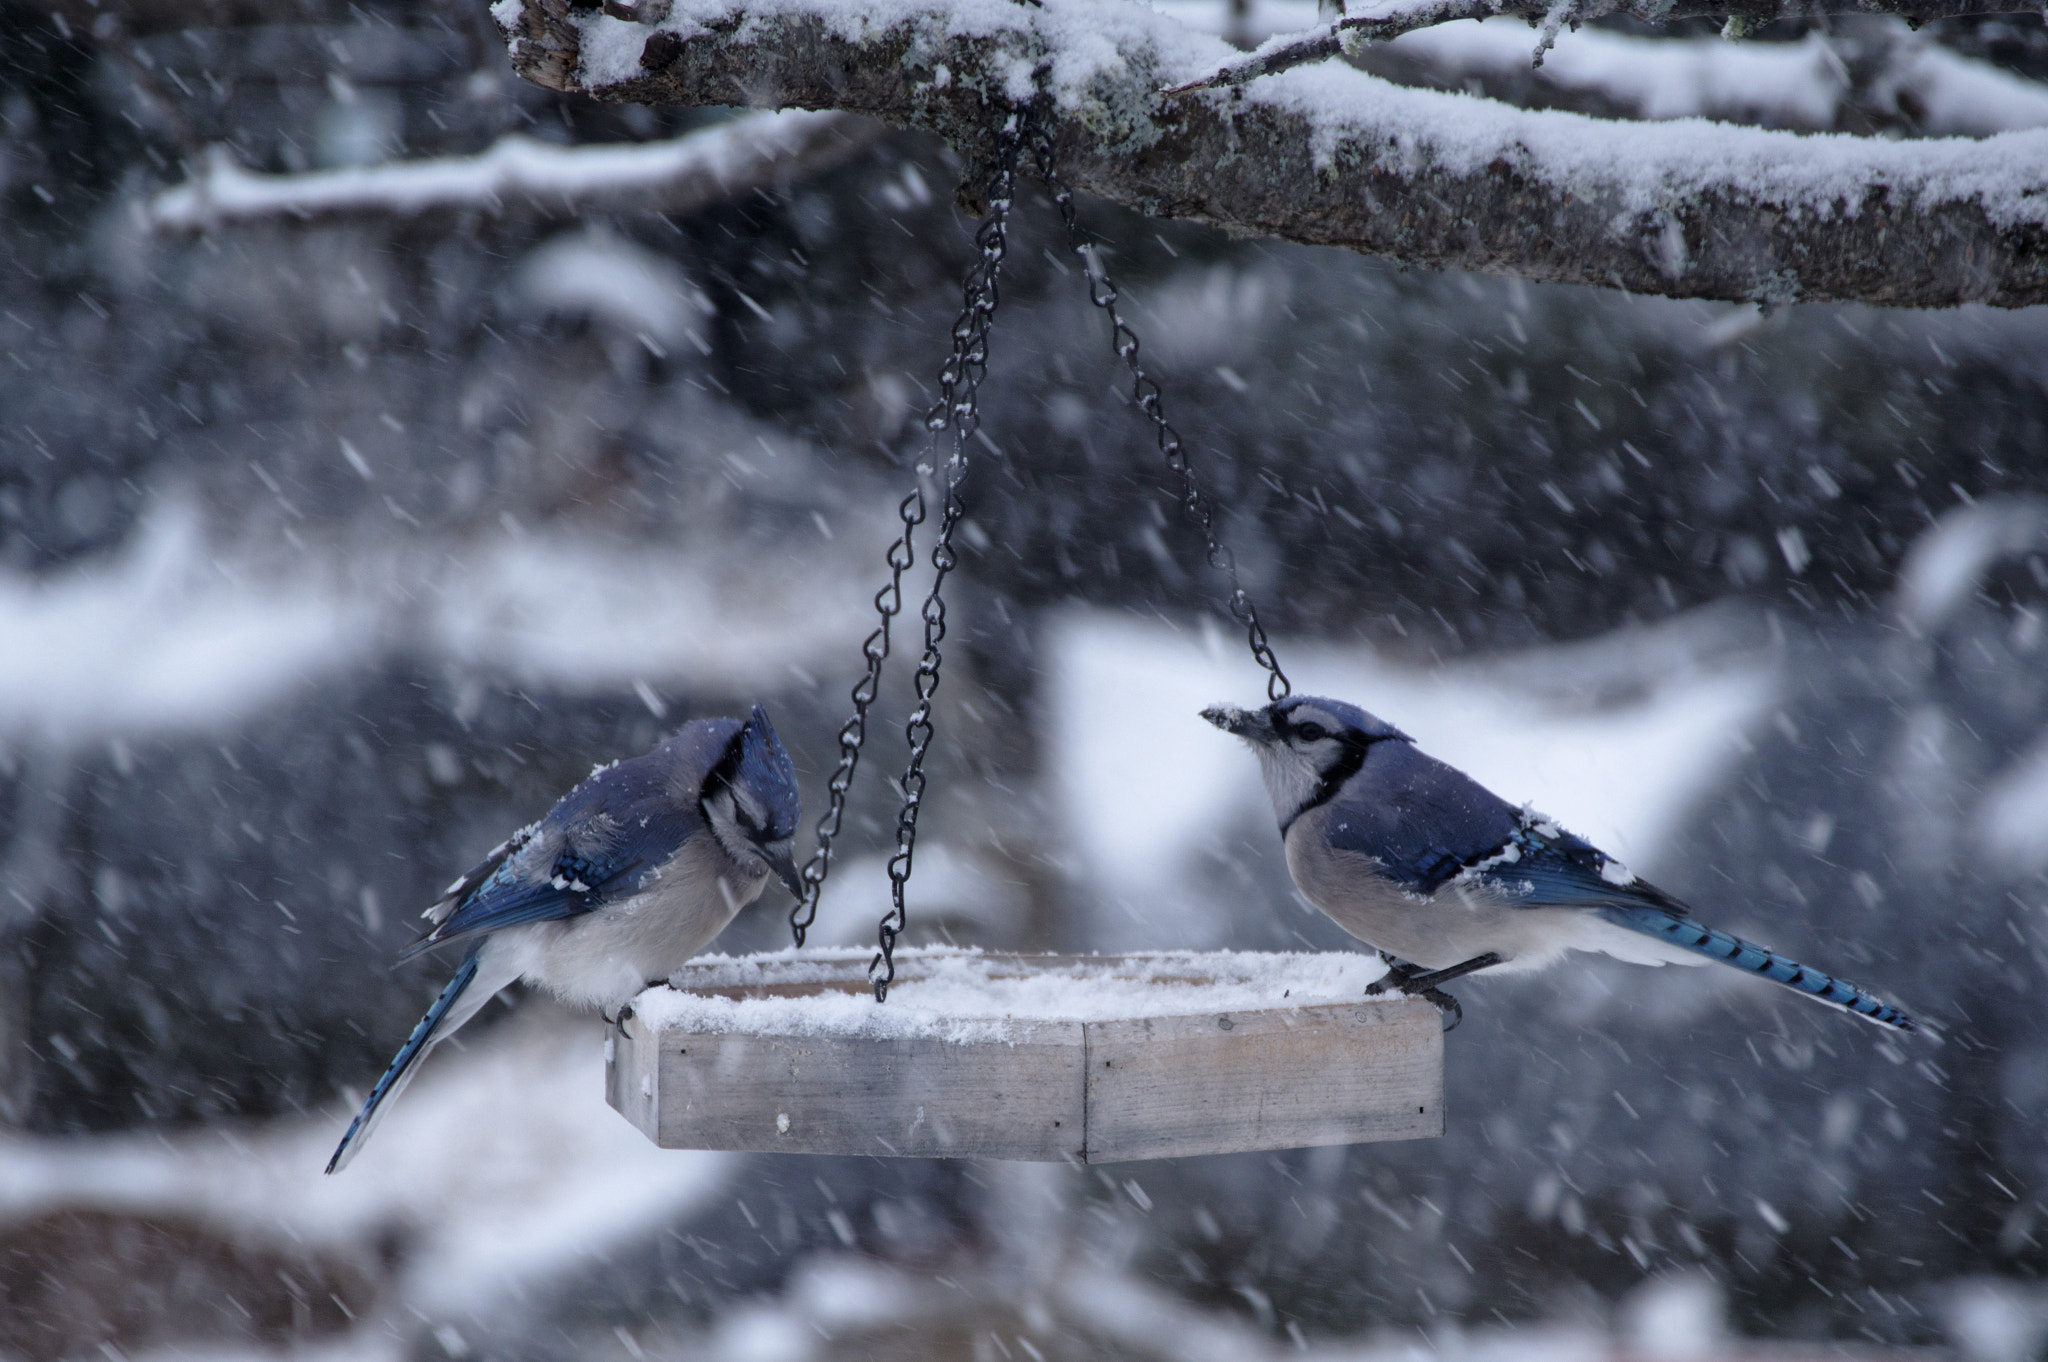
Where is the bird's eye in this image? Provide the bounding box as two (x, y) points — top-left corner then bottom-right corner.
(1295, 723), (1327, 743)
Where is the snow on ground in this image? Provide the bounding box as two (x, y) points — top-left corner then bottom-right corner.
(0, 500), (372, 744)
(0, 1006), (737, 1325)
(0, 495), (872, 745)
(1048, 608), (1776, 947)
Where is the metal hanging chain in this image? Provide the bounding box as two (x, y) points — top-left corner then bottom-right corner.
(786, 478), (921, 949)
(1024, 121), (1292, 704)
(788, 111), (1025, 996)
(872, 112), (1024, 1001)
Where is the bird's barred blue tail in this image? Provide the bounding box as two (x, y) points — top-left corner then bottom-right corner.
(1595, 905), (1914, 1032)
(326, 947), (483, 1174)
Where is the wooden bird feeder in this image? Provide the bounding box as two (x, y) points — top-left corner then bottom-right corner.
(606, 948), (1443, 1163)
(587, 134), (1446, 1168)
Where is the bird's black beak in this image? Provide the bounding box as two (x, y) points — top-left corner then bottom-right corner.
(760, 842), (806, 901)
(1202, 704), (1276, 743)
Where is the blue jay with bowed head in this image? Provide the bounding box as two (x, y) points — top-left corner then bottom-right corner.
(1204, 695), (1914, 1032)
(326, 705), (802, 1173)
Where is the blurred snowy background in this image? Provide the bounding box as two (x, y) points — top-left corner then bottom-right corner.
(4, 0), (2048, 1356)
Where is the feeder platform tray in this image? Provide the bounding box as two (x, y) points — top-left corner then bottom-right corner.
(606, 948), (1443, 1163)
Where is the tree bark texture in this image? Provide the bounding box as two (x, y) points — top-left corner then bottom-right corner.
(499, 0), (2048, 309)
(1174, 0), (2046, 92)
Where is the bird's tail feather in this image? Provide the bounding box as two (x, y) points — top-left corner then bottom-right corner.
(1595, 905), (1914, 1031)
(327, 945), (493, 1174)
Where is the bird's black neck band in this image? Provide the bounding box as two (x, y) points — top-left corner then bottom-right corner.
(1280, 736), (1374, 833)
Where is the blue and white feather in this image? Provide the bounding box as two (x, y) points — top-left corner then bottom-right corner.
(1205, 695), (1913, 1032)
(326, 705), (802, 1173)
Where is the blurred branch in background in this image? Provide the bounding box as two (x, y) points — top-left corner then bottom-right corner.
(147, 108), (884, 229)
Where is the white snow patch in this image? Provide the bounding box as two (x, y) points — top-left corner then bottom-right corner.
(1257, 57), (2048, 229)
(0, 496), (874, 744)
(0, 499), (368, 745)
(514, 225), (712, 346)
(1621, 1274), (1727, 1360)
(1158, 0), (2048, 137)
(1397, 23), (1846, 128)
(1941, 1279), (2048, 1362)
(802, 847), (1034, 948)
(0, 1010), (736, 1319)
(632, 945), (1391, 1041)
(424, 529), (866, 689)
(1978, 735), (2048, 875)
(1880, 40), (2048, 138)
(1465, 840), (1523, 874)
(1896, 496), (2048, 631)
(149, 111), (851, 228)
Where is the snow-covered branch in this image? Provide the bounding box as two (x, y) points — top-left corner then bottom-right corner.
(1157, 0), (2048, 135)
(147, 109), (882, 230)
(497, 0), (2048, 309)
(1172, 0), (2045, 93)
(1383, 20), (2048, 134)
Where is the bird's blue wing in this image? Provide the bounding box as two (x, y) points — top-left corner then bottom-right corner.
(1320, 742), (1523, 894)
(1466, 818), (1691, 916)
(399, 758), (699, 959)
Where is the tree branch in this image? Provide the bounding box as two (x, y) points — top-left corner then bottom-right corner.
(146, 110), (883, 230)
(497, 0), (2048, 308)
(1168, 0), (2046, 94)
(1162, 0), (2048, 135)
(1379, 20), (2048, 135)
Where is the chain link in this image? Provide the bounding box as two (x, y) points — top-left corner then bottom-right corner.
(788, 110), (1024, 1002)
(786, 489), (921, 949)
(872, 112), (1023, 1001)
(795, 110), (1287, 993)
(1025, 121), (1292, 704)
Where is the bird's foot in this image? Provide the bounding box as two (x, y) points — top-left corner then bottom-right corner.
(1364, 960), (1421, 997)
(1413, 986), (1464, 1032)
(1365, 953), (1501, 1031)
(599, 1003), (636, 1026)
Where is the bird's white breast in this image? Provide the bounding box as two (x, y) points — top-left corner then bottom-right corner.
(1282, 805), (1674, 974)
(493, 832), (770, 1010)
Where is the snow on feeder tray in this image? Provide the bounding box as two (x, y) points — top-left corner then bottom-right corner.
(606, 948), (1443, 1163)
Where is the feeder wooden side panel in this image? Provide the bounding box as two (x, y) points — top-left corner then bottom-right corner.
(614, 1014), (1088, 1161)
(1080, 998), (1442, 1163)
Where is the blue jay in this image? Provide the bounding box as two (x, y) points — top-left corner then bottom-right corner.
(326, 705), (802, 1173)
(1204, 695), (1914, 1032)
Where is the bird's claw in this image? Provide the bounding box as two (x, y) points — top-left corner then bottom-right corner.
(1365, 961), (1465, 1030)
(1364, 959), (1419, 998)
(1416, 987), (1463, 1032)
(1366, 979), (1465, 1030)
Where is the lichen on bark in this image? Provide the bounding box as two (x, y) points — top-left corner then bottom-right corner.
(497, 0), (2048, 309)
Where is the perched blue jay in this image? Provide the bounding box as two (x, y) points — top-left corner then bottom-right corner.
(326, 706), (803, 1173)
(1204, 695), (1914, 1032)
